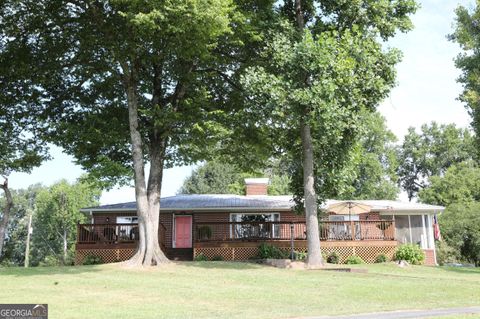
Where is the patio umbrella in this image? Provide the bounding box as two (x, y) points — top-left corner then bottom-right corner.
(327, 201), (371, 219)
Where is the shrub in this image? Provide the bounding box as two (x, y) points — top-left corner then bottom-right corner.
(375, 254), (388, 263)
(258, 243), (289, 259)
(197, 226), (213, 240)
(292, 251), (307, 261)
(326, 252), (340, 264)
(40, 255), (62, 267)
(394, 244), (425, 265)
(436, 241), (459, 266)
(82, 254), (103, 265)
(194, 253), (209, 261)
(211, 255), (224, 261)
(345, 255), (365, 265)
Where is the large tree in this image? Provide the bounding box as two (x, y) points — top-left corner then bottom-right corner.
(419, 161), (480, 266)
(451, 3), (480, 154)
(0, 0), (273, 266)
(241, 0), (417, 267)
(337, 112), (399, 200)
(0, 31), (49, 257)
(397, 122), (474, 201)
(34, 179), (101, 265)
(179, 160), (292, 195)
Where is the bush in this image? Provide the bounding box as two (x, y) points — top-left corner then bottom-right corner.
(211, 255), (224, 261)
(375, 254), (388, 263)
(292, 251), (307, 261)
(394, 244), (425, 265)
(82, 254), (103, 265)
(345, 255), (365, 265)
(436, 241), (459, 266)
(258, 243), (289, 259)
(194, 253), (209, 261)
(326, 252), (340, 264)
(40, 255), (62, 267)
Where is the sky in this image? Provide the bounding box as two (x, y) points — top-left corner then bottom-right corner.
(8, 0), (474, 204)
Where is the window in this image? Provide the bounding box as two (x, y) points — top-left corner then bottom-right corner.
(116, 216), (139, 240)
(230, 213), (280, 239)
(394, 215), (411, 244)
(116, 216), (138, 224)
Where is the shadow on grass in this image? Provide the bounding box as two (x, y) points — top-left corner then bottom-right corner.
(0, 264), (104, 277)
(439, 266), (480, 275)
(179, 260), (266, 270)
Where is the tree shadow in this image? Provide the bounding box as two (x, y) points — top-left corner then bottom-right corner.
(0, 264), (104, 277)
(179, 260), (266, 270)
(439, 266), (480, 275)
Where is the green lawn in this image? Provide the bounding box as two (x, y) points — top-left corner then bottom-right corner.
(0, 262), (479, 319)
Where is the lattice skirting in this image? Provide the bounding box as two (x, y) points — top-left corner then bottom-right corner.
(75, 248), (136, 265)
(194, 245), (396, 264)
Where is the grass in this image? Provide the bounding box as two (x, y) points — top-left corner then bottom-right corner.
(0, 262), (479, 319)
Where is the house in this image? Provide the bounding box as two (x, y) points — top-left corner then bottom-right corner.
(75, 178), (443, 265)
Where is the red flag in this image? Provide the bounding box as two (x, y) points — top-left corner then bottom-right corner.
(433, 214), (442, 241)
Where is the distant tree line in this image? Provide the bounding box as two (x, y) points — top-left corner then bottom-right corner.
(0, 179), (100, 267)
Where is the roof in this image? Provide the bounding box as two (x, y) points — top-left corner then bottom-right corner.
(82, 195), (444, 214)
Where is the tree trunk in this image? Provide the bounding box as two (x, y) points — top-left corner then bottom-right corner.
(62, 229), (68, 265)
(123, 73), (169, 267)
(295, 0), (323, 268)
(0, 177), (13, 260)
(300, 120), (324, 267)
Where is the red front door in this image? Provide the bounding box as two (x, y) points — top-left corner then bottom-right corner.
(175, 216), (192, 248)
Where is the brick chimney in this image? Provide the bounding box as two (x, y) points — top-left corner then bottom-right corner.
(244, 178), (269, 196)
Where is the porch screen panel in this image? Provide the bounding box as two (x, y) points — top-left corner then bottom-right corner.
(395, 215), (410, 244)
(410, 215), (424, 248)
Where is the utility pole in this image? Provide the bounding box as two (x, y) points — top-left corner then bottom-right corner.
(24, 207), (34, 268)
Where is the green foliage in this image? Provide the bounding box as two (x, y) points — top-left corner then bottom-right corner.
(32, 178), (101, 266)
(435, 241), (460, 266)
(194, 253), (209, 262)
(338, 112), (399, 200)
(0, 0), (263, 188)
(345, 255), (365, 265)
(292, 251), (307, 261)
(375, 254), (388, 263)
(397, 123), (474, 201)
(241, 0), (416, 207)
(179, 160), (292, 195)
(394, 244), (425, 265)
(82, 255), (104, 266)
(326, 252), (340, 264)
(451, 3), (480, 154)
(257, 243), (289, 259)
(39, 255), (63, 267)
(179, 162), (243, 195)
(419, 161), (480, 206)
(0, 184), (45, 265)
(211, 255), (224, 261)
(419, 160), (480, 266)
(437, 202), (480, 266)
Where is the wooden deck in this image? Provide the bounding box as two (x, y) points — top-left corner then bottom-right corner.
(75, 221), (397, 264)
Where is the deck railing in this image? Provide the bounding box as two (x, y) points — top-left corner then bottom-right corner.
(318, 220), (395, 241)
(76, 220), (395, 247)
(77, 223), (167, 248)
(194, 220), (395, 242)
(194, 222), (307, 242)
